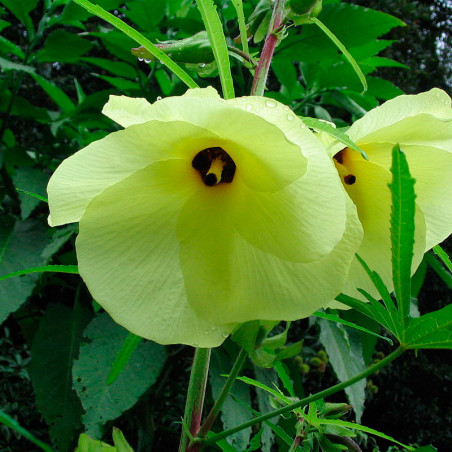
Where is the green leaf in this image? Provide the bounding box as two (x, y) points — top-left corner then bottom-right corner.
(0, 264), (79, 281)
(310, 17), (367, 93)
(0, 409), (54, 452)
(0, 216), (50, 324)
(36, 29), (93, 63)
(0, 35), (25, 59)
(13, 167), (49, 219)
(355, 255), (402, 338)
(318, 319), (366, 421)
(195, 0), (234, 99)
(210, 348), (252, 450)
(316, 419), (414, 450)
(433, 245), (452, 273)
(273, 361), (295, 397)
(112, 428), (134, 452)
(0, 56), (35, 73)
(231, 0), (249, 55)
(16, 188), (48, 204)
(30, 73), (76, 113)
(300, 116), (368, 159)
(124, 0), (166, 30)
(81, 57), (137, 79)
(367, 76), (404, 101)
(425, 253), (452, 290)
(73, 313), (166, 437)
(106, 333), (142, 385)
(235, 375), (292, 406)
(404, 304), (452, 350)
(73, 0), (198, 89)
(0, 0), (38, 35)
(93, 74), (140, 91)
(29, 303), (92, 451)
(389, 144), (416, 332)
(313, 310), (392, 344)
(75, 433), (116, 451)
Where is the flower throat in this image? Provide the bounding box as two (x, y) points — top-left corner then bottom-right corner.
(192, 147), (236, 187)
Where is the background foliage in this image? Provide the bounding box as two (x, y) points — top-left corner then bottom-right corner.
(0, 0), (451, 451)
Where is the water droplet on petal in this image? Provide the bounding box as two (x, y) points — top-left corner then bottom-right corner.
(287, 114), (295, 121)
(265, 99), (277, 108)
(245, 104), (253, 111)
(156, 96), (162, 101)
(138, 57), (144, 62)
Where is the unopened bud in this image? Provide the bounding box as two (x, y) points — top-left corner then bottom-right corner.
(289, 0), (322, 25)
(131, 31), (214, 64)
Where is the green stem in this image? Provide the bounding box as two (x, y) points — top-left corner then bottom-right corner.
(196, 348), (247, 439)
(178, 348), (212, 452)
(195, 346), (405, 446)
(250, 0), (287, 96)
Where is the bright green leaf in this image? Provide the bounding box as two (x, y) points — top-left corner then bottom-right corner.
(195, 0), (234, 99)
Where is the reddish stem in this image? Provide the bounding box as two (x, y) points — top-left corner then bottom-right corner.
(250, 0), (287, 96)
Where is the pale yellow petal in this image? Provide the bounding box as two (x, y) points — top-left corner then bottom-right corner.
(76, 159), (233, 346)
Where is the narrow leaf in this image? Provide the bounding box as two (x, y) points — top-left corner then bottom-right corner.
(313, 310), (392, 344)
(0, 410), (54, 452)
(231, 0), (250, 55)
(0, 265), (79, 281)
(425, 253), (452, 290)
(388, 144), (416, 332)
(433, 245), (452, 273)
(318, 319), (366, 422)
(317, 419), (415, 450)
(301, 117), (368, 160)
(106, 333), (142, 385)
(73, 0), (198, 89)
(404, 304), (452, 350)
(310, 17), (368, 93)
(195, 0), (235, 99)
(16, 188), (48, 203)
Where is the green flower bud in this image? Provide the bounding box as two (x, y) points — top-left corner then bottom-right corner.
(289, 0), (322, 25)
(131, 31), (214, 64)
(288, 0), (318, 16)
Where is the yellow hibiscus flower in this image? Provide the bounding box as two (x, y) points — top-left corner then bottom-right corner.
(47, 87), (362, 346)
(325, 88), (452, 300)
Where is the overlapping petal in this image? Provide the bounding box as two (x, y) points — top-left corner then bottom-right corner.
(76, 159), (232, 346)
(48, 121), (220, 226)
(103, 91), (308, 192)
(48, 87), (364, 346)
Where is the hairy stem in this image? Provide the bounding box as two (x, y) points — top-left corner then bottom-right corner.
(250, 0), (287, 96)
(195, 346), (405, 446)
(178, 348), (211, 452)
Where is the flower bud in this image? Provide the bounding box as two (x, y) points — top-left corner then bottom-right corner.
(289, 0), (322, 25)
(131, 31), (214, 64)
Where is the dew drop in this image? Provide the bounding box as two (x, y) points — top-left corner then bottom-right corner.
(199, 63), (206, 68)
(222, 331), (229, 338)
(156, 96), (162, 101)
(138, 57), (144, 62)
(144, 59), (152, 63)
(287, 114), (295, 121)
(265, 99), (277, 108)
(245, 104), (253, 111)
